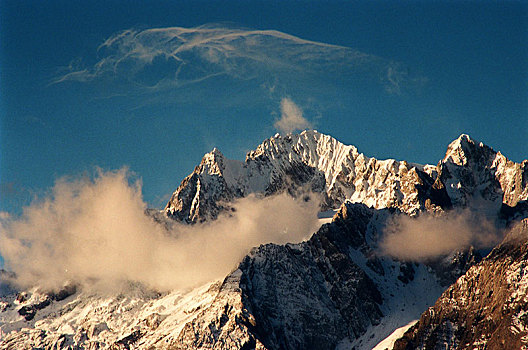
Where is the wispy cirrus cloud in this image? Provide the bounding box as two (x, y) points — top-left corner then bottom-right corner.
(52, 23), (422, 94)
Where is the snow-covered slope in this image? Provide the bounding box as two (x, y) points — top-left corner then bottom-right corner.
(165, 131), (527, 223)
(0, 282), (222, 349)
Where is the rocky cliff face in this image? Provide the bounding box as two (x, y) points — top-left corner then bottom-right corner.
(165, 131), (527, 223)
(393, 218), (528, 350)
(164, 148), (240, 223)
(168, 204), (386, 350)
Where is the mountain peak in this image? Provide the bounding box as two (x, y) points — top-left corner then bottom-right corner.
(198, 147), (227, 175)
(204, 147), (224, 160)
(443, 134), (496, 166)
(438, 133), (528, 211)
(444, 134), (475, 164)
(457, 133), (472, 142)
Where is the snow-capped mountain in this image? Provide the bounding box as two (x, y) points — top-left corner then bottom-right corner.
(393, 218), (528, 350)
(439, 134), (528, 215)
(165, 130), (441, 222)
(165, 130), (527, 223)
(1, 131), (527, 349)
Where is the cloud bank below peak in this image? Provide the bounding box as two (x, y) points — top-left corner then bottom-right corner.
(52, 23), (424, 95)
(379, 210), (502, 262)
(0, 169), (321, 292)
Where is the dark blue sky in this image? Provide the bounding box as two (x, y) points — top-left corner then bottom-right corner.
(1, 0), (527, 213)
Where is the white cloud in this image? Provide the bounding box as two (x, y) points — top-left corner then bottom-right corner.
(0, 169), (320, 292)
(274, 98), (312, 134)
(52, 23), (419, 94)
(379, 210), (502, 261)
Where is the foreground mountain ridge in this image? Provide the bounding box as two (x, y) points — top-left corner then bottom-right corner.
(1, 131), (527, 349)
(393, 218), (528, 350)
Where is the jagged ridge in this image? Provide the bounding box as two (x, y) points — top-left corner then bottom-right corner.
(165, 131), (528, 223)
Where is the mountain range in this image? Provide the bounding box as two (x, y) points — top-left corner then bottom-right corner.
(165, 131), (527, 223)
(1, 131), (527, 349)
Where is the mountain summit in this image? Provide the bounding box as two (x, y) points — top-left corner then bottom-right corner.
(439, 133), (528, 212)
